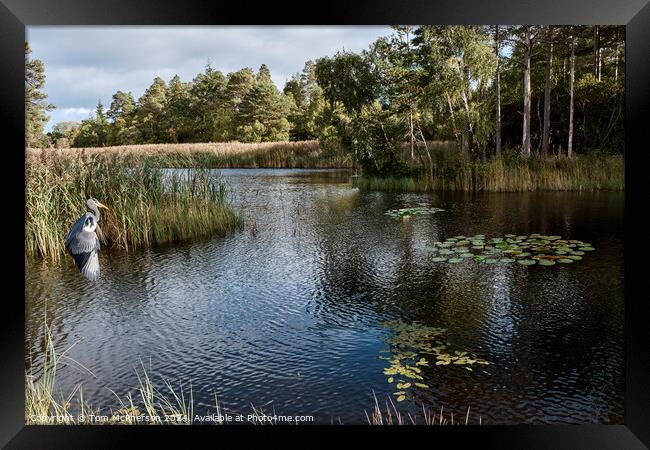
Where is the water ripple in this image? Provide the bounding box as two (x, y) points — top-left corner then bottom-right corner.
(26, 170), (624, 424)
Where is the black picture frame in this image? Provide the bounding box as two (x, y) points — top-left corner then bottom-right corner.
(2, 0), (649, 447)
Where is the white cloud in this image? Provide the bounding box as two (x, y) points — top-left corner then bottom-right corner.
(27, 26), (393, 131)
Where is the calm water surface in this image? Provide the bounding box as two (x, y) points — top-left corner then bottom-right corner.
(26, 169), (624, 424)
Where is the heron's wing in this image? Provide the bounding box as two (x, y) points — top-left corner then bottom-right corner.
(65, 214), (101, 254)
(65, 214), (101, 281)
(79, 250), (100, 281)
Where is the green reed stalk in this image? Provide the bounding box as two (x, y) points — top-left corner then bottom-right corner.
(353, 154), (624, 193)
(26, 151), (242, 261)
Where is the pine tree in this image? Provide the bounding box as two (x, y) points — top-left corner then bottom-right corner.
(136, 77), (167, 142)
(107, 91), (136, 145)
(164, 75), (192, 142)
(25, 43), (55, 148)
(95, 100), (109, 146)
(189, 65), (229, 141)
(236, 65), (291, 141)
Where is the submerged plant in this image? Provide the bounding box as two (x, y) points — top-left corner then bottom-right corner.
(379, 320), (489, 402)
(423, 233), (595, 267)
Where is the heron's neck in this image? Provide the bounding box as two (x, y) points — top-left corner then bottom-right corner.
(89, 204), (100, 223)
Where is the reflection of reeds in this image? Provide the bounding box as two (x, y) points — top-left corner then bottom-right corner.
(353, 154), (624, 192)
(26, 150), (243, 261)
(365, 391), (480, 425)
(27, 140), (351, 169)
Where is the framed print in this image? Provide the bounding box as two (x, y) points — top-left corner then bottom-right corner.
(2, 0), (649, 447)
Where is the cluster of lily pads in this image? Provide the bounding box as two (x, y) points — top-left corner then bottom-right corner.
(384, 206), (445, 220)
(424, 233), (595, 266)
(380, 320), (489, 402)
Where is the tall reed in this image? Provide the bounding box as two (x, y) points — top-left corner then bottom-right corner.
(32, 140), (352, 169)
(365, 391), (480, 425)
(26, 150), (242, 261)
(353, 154), (624, 192)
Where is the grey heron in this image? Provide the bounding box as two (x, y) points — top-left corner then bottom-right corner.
(64, 198), (109, 281)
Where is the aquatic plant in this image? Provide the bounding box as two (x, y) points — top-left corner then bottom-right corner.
(380, 320), (489, 402)
(423, 233), (595, 267)
(384, 205), (445, 220)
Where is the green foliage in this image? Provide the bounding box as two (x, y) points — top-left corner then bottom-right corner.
(188, 65), (230, 142)
(574, 74), (624, 152)
(285, 61), (327, 141)
(47, 121), (80, 148)
(136, 77), (168, 143)
(25, 43), (55, 148)
(314, 51), (380, 114)
(235, 66), (292, 142)
(107, 91), (138, 145)
(72, 100), (110, 148)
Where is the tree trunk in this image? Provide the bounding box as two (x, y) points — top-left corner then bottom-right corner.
(409, 109), (414, 161)
(598, 47), (602, 81)
(537, 97), (543, 154)
(495, 25), (502, 158)
(461, 89), (473, 159)
(416, 122), (435, 184)
(541, 26), (554, 158)
(568, 35), (575, 158)
(521, 26), (532, 157)
(446, 92), (462, 156)
(593, 26), (601, 80)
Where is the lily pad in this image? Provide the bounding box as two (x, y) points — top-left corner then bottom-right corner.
(427, 233), (593, 268)
(538, 259), (556, 266)
(385, 206), (445, 220)
(518, 259), (537, 266)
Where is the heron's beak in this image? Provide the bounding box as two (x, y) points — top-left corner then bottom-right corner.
(96, 201), (110, 210)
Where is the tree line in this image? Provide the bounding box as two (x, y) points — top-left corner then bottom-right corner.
(27, 25), (624, 176)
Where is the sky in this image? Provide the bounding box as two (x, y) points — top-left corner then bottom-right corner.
(27, 26), (392, 132)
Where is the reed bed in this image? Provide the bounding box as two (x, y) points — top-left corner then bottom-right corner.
(353, 154), (624, 192)
(26, 150), (242, 261)
(31, 140), (352, 169)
